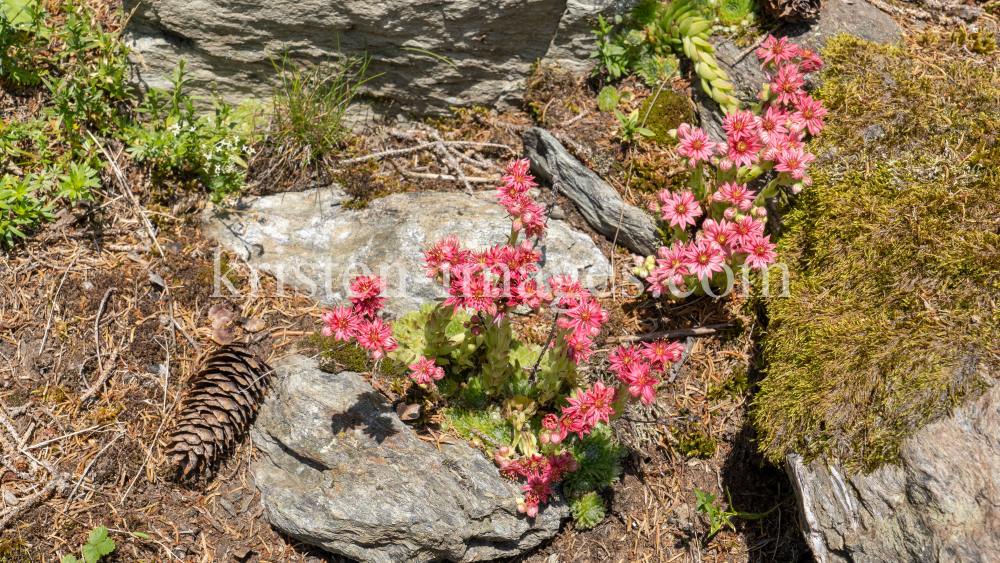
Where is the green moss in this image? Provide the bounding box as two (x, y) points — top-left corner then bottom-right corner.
(752, 35), (1000, 472)
(673, 426), (717, 458)
(638, 89), (694, 142)
(309, 335), (371, 373)
(708, 366), (749, 400)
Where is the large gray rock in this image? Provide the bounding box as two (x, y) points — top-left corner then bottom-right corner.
(202, 188), (611, 314)
(122, 0), (614, 117)
(697, 0), (900, 141)
(786, 375), (1000, 563)
(252, 355), (568, 562)
(522, 127), (660, 257)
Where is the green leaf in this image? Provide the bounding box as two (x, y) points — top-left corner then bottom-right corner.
(637, 128), (655, 137)
(596, 86), (619, 112)
(131, 532), (152, 540)
(60, 556), (79, 563)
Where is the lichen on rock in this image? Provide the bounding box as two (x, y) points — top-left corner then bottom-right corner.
(752, 35), (1000, 472)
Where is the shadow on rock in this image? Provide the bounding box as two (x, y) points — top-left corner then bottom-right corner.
(329, 391), (399, 444)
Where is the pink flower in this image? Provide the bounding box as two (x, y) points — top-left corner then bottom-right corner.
(641, 339), (684, 369)
(660, 190), (703, 228)
(501, 194), (548, 239)
(564, 331), (595, 364)
(646, 243), (691, 297)
(701, 219), (736, 255)
(510, 278), (552, 309)
(775, 147), (815, 180)
(621, 362), (660, 406)
(423, 236), (472, 279)
(356, 317), (397, 359)
(730, 214), (766, 250)
(523, 472), (555, 505)
(408, 355), (445, 385)
(443, 266), (501, 316)
(791, 94), (827, 136)
(609, 345), (645, 377)
(349, 276), (388, 318)
(756, 35), (801, 68)
(718, 181), (756, 211)
(758, 105), (788, 144)
(545, 452), (579, 481)
(798, 47), (824, 74)
(770, 64), (805, 106)
(722, 110), (759, 141)
(677, 127), (717, 166)
(500, 158), (537, 195)
(745, 234), (778, 270)
(548, 274), (591, 308)
(563, 382), (616, 429)
(321, 306), (361, 341)
(726, 135), (762, 169)
(519, 490), (541, 517)
(684, 240), (725, 281)
(562, 297), (608, 336)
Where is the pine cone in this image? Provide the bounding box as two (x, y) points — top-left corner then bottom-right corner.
(761, 0), (826, 22)
(167, 343), (274, 475)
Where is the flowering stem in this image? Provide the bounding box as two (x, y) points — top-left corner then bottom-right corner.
(530, 313), (560, 382)
(507, 225), (519, 247)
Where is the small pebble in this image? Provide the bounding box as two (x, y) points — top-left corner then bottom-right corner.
(2, 488), (19, 507)
(82, 281), (94, 290)
(550, 205), (566, 220)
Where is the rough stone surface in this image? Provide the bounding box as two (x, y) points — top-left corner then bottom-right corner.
(252, 355), (568, 563)
(786, 380), (1000, 563)
(697, 0), (900, 141)
(522, 127), (660, 257)
(123, 0), (614, 117)
(202, 188), (611, 314)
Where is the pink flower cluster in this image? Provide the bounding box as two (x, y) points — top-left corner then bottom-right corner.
(497, 159), (547, 238)
(320, 275), (398, 359)
(608, 340), (683, 405)
(642, 37), (825, 296)
(495, 448), (579, 517)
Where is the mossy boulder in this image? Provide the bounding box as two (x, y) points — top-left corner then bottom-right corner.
(752, 35), (1000, 472)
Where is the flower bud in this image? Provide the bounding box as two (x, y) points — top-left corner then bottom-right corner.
(713, 190), (725, 203)
(791, 183), (804, 194)
(517, 502), (527, 514)
(723, 206), (737, 220)
(539, 431), (551, 445)
(754, 206), (767, 218)
(471, 325), (484, 336)
(498, 445), (512, 457)
(667, 128), (678, 140)
(739, 199), (752, 212)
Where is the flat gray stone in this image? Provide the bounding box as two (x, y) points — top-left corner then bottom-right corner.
(696, 0), (901, 141)
(787, 365), (1000, 563)
(522, 128), (660, 257)
(252, 355), (568, 563)
(202, 188), (611, 314)
(122, 0), (615, 117)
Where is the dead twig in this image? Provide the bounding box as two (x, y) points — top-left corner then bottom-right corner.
(80, 348), (120, 404)
(607, 323), (732, 343)
(63, 431), (126, 511)
(94, 287), (118, 375)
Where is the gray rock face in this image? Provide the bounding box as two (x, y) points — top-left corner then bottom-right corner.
(696, 0), (900, 141)
(123, 0), (614, 117)
(201, 188), (611, 314)
(786, 378), (1000, 563)
(252, 355), (568, 563)
(522, 127), (660, 257)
